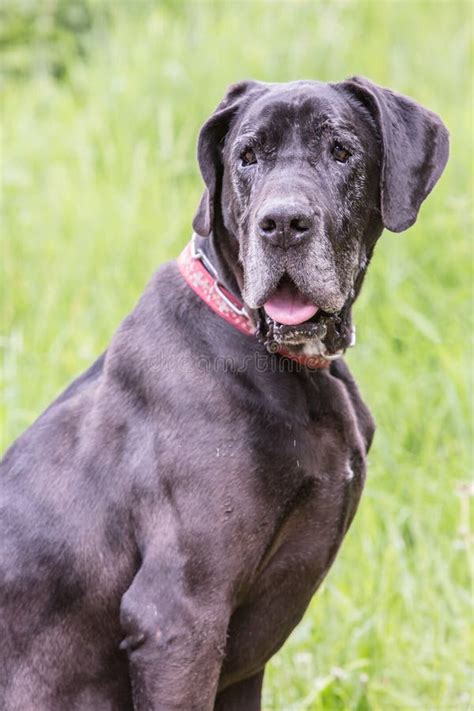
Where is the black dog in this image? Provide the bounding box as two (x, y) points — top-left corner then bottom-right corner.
(0, 77), (448, 710)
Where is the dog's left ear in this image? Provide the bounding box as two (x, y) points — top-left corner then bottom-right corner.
(193, 80), (264, 237)
(336, 76), (449, 232)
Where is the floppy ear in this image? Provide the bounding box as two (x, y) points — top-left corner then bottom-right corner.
(192, 80), (263, 237)
(336, 76), (449, 233)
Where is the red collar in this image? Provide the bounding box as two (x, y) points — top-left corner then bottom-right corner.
(177, 238), (331, 370)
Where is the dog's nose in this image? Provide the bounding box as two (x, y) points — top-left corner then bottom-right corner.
(257, 203), (314, 249)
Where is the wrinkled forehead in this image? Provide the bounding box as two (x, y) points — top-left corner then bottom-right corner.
(232, 81), (371, 145)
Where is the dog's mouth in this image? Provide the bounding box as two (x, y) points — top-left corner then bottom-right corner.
(258, 276), (353, 357)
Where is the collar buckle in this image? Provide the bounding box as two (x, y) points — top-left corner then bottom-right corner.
(191, 233), (250, 320)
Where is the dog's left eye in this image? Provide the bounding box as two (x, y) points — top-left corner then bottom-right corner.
(332, 144), (351, 163)
(241, 148), (257, 166)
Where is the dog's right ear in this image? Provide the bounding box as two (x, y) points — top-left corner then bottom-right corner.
(192, 80), (263, 237)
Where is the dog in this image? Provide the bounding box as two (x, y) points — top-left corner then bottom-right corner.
(0, 77), (448, 710)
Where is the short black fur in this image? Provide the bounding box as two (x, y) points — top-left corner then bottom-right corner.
(0, 77), (448, 710)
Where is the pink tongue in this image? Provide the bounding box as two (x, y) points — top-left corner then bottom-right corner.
(264, 284), (318, 326)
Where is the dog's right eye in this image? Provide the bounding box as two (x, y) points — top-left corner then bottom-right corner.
(241, 148), (257, 166)
(332, 143), (351, 163)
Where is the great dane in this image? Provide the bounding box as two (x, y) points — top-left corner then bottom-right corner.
(0, 77), (448, 710)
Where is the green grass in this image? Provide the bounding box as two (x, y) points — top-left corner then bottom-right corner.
(1, 1), (472, 709)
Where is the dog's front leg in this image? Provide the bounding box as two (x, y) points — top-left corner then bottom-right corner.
(214, 670), (265, 711)
(120, 550), (229, 711)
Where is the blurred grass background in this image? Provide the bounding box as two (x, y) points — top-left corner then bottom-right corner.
(1, 1), (472, 709)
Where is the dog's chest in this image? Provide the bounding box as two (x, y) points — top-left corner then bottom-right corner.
(217, 418), (366, 684)
(255, 421), (364, 582)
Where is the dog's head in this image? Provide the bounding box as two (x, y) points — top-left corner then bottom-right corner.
(193, 78), (449, 356)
